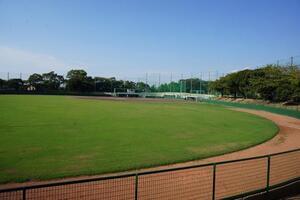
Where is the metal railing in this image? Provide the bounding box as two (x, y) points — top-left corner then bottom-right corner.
(0, 148), (299, 199)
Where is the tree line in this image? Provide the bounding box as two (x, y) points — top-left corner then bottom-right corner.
(210, 64), (300, 102)
(0, 69), (210, 93)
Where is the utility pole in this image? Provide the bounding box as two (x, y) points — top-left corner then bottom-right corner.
(7, 72), (9, 81)
(291, 56), (294, 67)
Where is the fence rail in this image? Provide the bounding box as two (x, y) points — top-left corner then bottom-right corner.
(0, 148), (300, 199)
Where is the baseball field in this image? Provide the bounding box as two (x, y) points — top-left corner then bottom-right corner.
(0, 95), (278, 184)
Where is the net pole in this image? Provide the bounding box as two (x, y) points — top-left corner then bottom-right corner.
(180, 74), (183, 94)
(190, 73), (193, 93)
(200, 72), (202, 95)
(158, 73), (161, 92)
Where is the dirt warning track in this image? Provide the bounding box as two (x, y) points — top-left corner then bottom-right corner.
(1, 108), (300, 199)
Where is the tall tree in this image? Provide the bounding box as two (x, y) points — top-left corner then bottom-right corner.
(42, 71), (64, 90)
(66, 69), (90, 92)
(7, 79), (24, 91)
(28, 73), (43, 91)
(0, 79), (7, 89)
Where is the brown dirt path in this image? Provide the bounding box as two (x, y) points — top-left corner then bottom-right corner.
(1, 108), (300, 199)
(185, 108), (300, 164)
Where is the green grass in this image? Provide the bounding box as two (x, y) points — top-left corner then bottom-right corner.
(0, 95), (278, 183)
(205, 99), (300, 119)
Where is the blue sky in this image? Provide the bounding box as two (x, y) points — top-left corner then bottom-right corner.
(0, 0), (299, 79)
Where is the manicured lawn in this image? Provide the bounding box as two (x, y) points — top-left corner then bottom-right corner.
(0, 95), (278, 183)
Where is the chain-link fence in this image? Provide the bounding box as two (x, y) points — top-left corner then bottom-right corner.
(1, 148), (299, 200)
(276, 56), (300, 68)
(1, 55), (299, 95)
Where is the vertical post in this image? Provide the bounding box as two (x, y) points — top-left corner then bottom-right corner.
(123, 78), (126, 92)
(158, 73), (161, 92)
(190, 74), (193, 93)
(200, 73), (202, 94)
(180, 74), (183, 93)
(184, 78), (187, 93)
(135, 174), (139, 200)
(266, 156), (271, 194)
(110, 79), (113, 92)
(22, 188), (26, 200)
(291, 56), (294, 67)
(212, 164), (216, 200)
(170, 73), (172, 92)
(208, 72), (211, 95)
(7, 72), (9, 81)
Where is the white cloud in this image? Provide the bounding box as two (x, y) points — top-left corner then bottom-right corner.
(0, 46), (69, 74)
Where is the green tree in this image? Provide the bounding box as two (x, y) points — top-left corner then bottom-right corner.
(28, 73), (44, 91)
(250, 65), (283, 101)
(66, 69), (91, 92)
(136, 82), (150, 92)
(0, 79), (7, 89)
(42, 71), (64, 90)
(7, 79), (24, 91)
(209, 77), (227, 96)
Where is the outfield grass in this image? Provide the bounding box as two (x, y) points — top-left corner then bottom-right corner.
(0, 95), (278, 183)
(205, 99), (300, 119)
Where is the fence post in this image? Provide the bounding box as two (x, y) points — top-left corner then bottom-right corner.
(135, 173), (139, 200)
(212, 164), (216, 200)
(266, 156), (271, 194)
(22, 188), (26, 200)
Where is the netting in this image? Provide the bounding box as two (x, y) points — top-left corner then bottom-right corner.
(0, 150), (299, 200)
(0, 190), (23, 200)
(1, 177), (135, 200)
(138, 167), (213, 200)
(270, 151), (300, 186)
(215, 158), (267, 199)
